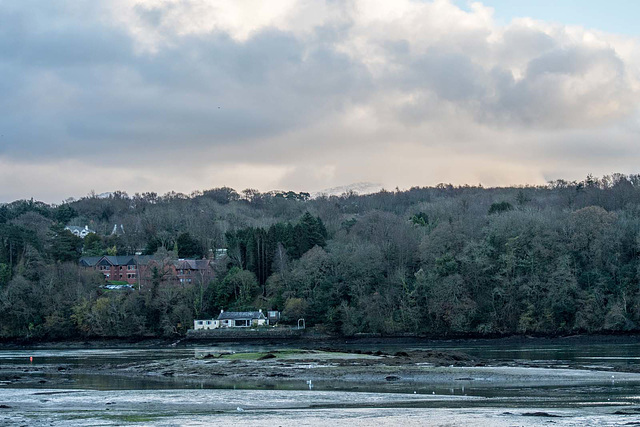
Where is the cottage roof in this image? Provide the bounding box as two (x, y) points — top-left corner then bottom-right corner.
(217, 311), (265, 320)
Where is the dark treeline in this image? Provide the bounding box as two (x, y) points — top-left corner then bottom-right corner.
(2, 174), (640, 339)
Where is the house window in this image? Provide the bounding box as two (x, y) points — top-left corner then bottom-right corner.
(235, 319), (250, 327)
(197, 321), (203, 325)
(128, 265), (136, 270)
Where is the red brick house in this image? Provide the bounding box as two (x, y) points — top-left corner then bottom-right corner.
(80, 255), (214, 286)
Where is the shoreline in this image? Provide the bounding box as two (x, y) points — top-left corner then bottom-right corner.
(1, 331), (640, 350)
(3, 347), (640, 393)
(3, 345), (640, 426)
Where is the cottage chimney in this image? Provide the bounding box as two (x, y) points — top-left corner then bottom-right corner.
(259, 309), (262, 313)
(220, 309), (224, 314)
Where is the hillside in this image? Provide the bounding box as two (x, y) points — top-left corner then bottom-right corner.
(1, 174), (640, 339)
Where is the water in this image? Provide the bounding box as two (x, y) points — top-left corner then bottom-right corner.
(2, 337), (640, 425)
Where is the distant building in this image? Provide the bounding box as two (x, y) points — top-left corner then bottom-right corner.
(82, 255), (145, 284)
(193, 309), (276, 330)
(214, 248), (228, 259)
(79, 255), (214, 285)
(65, 225), (95, 238)
(218, 310), (267, 327)
(174, 258), (213, 285)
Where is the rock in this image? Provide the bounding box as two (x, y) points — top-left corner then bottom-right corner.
(522, 412), (561, 418)
(258, 353), (277, 360)
(385, 375), (400, 381)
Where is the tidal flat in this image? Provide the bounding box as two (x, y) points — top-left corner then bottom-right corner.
(2, 337), (640, 425)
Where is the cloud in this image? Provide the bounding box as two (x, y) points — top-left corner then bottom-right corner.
(0, 0), (639, 202)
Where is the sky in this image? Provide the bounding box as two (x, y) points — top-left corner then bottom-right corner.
(1, 0), (640, 203)
(454, 0), (640, 35)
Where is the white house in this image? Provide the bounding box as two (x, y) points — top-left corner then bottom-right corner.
(193, 319), (220, 330)
(218, 309), (267, 327)
(193, 309), (272, 330)
(65, 225), (95, 238)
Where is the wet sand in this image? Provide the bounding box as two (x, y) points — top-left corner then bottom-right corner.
(3, 348), (640, 392)
(1, 388), (640, 427)
(3, 346), (640, 425)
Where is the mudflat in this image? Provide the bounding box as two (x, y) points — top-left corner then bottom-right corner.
(3, 348), (640, 392)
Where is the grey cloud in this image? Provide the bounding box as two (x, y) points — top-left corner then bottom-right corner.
(498, 25), (557, 63)
(0, 0), (639, 202)
(385, 38), (634, 129)
(496, 46), (633, 127)
(526, 46), (624, 78)
(0, 5), (370, 163)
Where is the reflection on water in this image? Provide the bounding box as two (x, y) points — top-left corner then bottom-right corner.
(4, 338), (640, 369)
(3, 338), (640, 402)
(4, 339), (640, 425)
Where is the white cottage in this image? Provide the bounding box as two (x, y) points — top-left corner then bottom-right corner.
(193, 319), (220, 330)
(193, 309), (274, 330)
(218, 309), (267, 327)
(65, 225), (96, 238)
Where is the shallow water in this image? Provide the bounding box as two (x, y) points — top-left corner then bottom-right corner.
(2, 338), (640, 425)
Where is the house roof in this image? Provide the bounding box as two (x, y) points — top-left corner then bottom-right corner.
(132, 255), (155, 265)
(218, 311), (265, 320)
(65, 225), (95, 233)
(101, 256), (137, 266)
(174, 259), (210, 270)
(80, 255), (210, 268)
(79, 256), (102, 267)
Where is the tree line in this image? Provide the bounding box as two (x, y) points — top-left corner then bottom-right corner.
(2, 174), (640, 339)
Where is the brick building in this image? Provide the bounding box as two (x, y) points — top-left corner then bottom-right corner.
(80, 255), (214, 286)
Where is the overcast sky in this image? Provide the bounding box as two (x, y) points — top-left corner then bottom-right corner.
(1, 0), (639, 203)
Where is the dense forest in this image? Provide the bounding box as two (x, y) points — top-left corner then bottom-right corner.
(2, 174), (640, 340)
